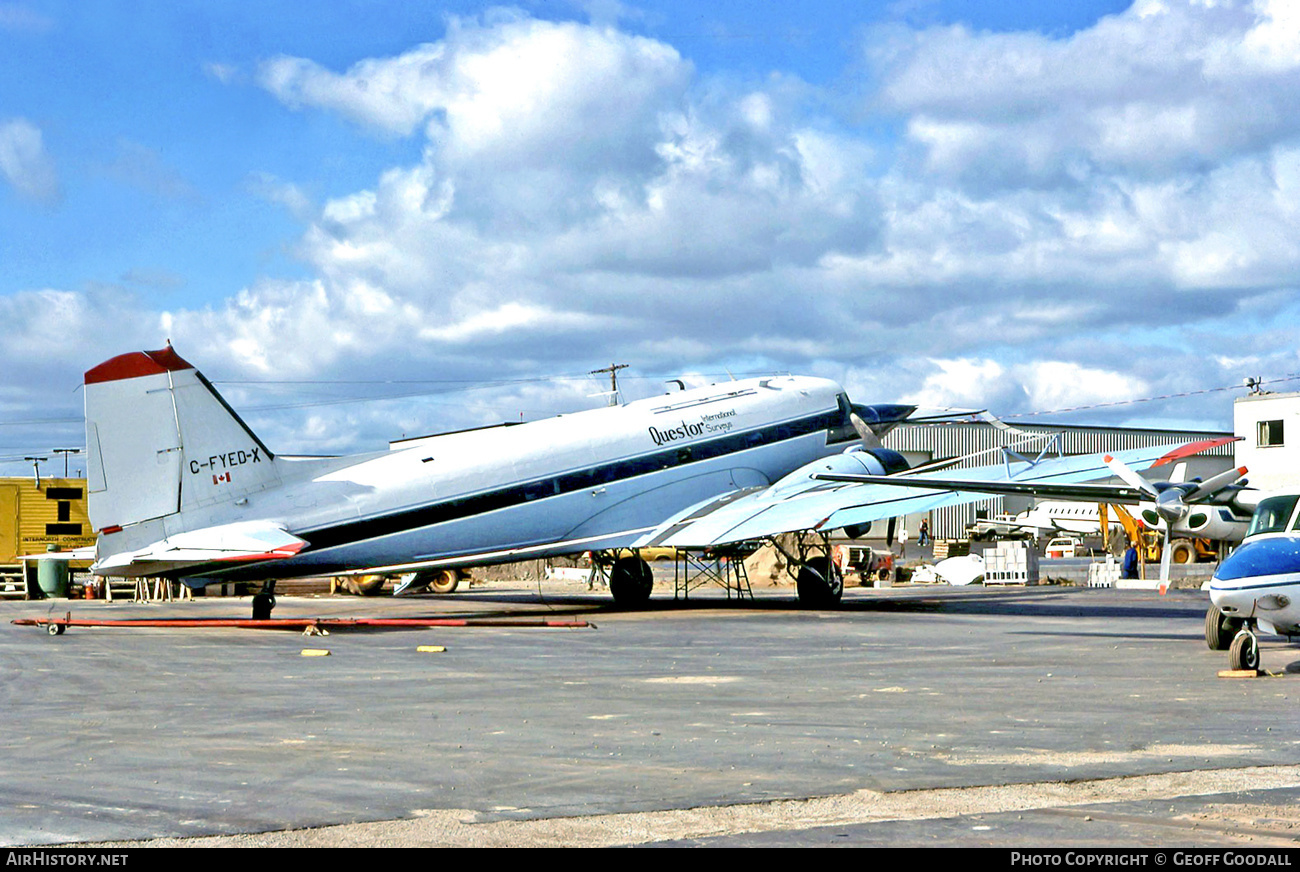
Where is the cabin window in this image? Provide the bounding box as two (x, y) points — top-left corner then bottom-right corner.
(1246, 495), (1299, 537)
(1258, 419), (1284, 447)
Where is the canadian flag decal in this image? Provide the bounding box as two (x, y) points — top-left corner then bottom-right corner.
(213, 472), (231, 485)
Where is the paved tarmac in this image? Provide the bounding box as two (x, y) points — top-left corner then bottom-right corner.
(2, 579), (1299, 847)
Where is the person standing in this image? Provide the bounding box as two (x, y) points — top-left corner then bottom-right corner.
(1121, 542), (1139, 579)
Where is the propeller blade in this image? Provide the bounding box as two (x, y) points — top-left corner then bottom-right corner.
(1186, 466), (1248, 502)
(849, 411), (883, 450)
(1103, 454), (1160, 498)
(1158, 527), (1173, 596)
(886, 516), (897, 547)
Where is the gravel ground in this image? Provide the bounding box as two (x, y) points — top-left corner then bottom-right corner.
(78, 765), (1300, 847)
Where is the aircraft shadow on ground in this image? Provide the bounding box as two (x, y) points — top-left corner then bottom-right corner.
(401, 585), (1196, 621)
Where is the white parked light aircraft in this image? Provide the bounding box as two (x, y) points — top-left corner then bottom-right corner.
(84, 347), (1234, 618)
(1206, 490), (1300, 671)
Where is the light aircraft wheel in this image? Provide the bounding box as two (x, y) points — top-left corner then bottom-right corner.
(1169, 539), (1196, 565)
(1229, 630), (1259, 672)
(609, 556), (653, 608)
(796, 556), (843, 608)
(428, 569), (459, 595)
(1204, 605), (1241, 651)
(252, 592), (276, 620)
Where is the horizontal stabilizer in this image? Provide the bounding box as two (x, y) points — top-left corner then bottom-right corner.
(93, 521), (306, 577)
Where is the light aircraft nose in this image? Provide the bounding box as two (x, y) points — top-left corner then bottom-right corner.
(1213, 536), (1300, 585)
(1209, 536), (1300, 615)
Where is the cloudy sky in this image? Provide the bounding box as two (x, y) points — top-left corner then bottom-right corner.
(2, 0), (1298, 470)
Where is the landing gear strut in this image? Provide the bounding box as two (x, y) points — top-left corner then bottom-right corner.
(770, 532), (843, 608)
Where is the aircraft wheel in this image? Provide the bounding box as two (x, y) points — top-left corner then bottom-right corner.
(609, 557), (653, 608)
(252, 592), (276, 620)
(1204, 605), (1241, 651)
(428, 569), (460, 595)
(796, 556), (843, 608)
(1229, 630), (1259, 672)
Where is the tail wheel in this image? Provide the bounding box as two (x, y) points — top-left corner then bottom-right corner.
(1204, 605), (1241, 651)
(1228, 630), (1259, 671)
(796, 556), (843, 608)
(609, 556), (653, 608)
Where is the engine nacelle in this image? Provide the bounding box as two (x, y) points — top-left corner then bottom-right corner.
(862, 448), (910, 475)
(770, 447), (912, 499)
(1140, 504), (1250, 541)
(1180, 507), (1251, 542)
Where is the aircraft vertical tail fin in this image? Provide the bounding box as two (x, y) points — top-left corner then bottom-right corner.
(84, 347), (281, 532)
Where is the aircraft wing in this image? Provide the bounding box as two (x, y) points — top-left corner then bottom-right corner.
(636, 437), (1236, 549)
(93, 520), (307, 576)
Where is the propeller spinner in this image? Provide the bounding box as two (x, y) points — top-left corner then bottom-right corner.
(1104, 455), (1248, 594)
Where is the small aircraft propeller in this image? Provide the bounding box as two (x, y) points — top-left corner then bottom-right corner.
(848, 403), (917, 452)
(848, 409), (883, 451)
(1103, 455), (1248, 594)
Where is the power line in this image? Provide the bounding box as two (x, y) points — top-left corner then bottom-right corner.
(1006, 372), (1300, 418)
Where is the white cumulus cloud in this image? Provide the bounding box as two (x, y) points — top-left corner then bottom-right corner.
(0, 117), (58, 204)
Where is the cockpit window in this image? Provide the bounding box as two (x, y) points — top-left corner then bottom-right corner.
(1246, 495), (1300, 537)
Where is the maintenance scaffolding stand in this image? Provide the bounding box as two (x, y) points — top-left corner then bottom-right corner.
(673, 544), (757, 601)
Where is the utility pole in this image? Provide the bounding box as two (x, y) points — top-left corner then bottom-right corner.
(52, 448), (81, 477)
(590, 363), (629, 407)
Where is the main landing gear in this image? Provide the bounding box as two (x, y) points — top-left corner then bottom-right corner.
(251, 582), (277, 620)
(608, 555), (654, 608)
(1205, 604), (1259, 671)
(595, 533), (845, 610)
(771, 532), (843, 609)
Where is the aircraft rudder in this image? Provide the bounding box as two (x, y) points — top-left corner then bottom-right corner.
(84, 347), (281, 530)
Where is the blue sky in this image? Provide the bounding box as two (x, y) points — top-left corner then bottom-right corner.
(2, 0), (1298, 469)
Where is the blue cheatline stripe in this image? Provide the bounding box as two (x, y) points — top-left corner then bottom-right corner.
(287, 408), (844, 554)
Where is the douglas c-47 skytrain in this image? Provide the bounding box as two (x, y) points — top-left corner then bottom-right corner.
(83, 347), (1233, 618)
